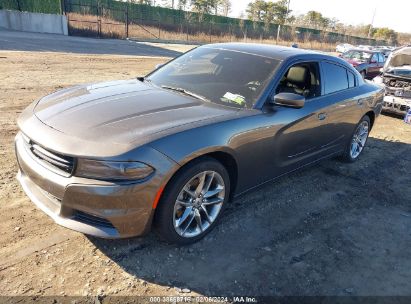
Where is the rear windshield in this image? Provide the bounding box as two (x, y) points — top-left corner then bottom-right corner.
(147, 47), (280, 109)
(342, 50), (372, 62)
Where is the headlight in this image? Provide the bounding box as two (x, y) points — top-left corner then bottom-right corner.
(76, 159), (154, 181)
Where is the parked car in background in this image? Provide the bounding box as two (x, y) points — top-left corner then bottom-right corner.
(336, 43), (354, 53)
(373, 46), (411, 116)
(340, 49), (385, 79)
(358, 45), (373, 50)
(15, 43), (384, 244)
(375, 47), (392, 59)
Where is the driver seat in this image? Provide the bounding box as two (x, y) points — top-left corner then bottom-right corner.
(281, 66), (311, 97)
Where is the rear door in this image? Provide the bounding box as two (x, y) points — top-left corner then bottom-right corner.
(367, 53), (380, 77)
(317, 61), (364, 148)
(377, 53), (385, 71)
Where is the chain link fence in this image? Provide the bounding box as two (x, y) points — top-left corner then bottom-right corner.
(1, 0), (385, 50)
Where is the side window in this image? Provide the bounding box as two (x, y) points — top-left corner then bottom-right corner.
(275, 62), (321, 99)
(322, 62), (349, 94)
(347, 71), (356, 88)
(378, 53), (385, 63)
(371, 53), (378, 63)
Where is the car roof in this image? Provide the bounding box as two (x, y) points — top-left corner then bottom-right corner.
(197, 42), (355, 72)
(347, 48), (380, 53)
(202, 42), (321, 61)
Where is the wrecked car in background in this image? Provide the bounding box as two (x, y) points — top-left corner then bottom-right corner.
(374, 46), (411, 116)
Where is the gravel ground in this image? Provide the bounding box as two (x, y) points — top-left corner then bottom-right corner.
(0, 42), (410, 298)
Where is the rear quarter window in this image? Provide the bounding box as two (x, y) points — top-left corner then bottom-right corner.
(322, 62), (349, 94)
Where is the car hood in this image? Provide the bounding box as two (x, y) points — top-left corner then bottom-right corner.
(32, 79), (238, 148)
(384, 47), (411, 78)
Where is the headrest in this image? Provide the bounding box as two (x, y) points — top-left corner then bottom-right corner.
(287, 66), (309, 84)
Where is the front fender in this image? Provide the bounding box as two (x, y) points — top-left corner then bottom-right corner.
(148, 126), (239, 167)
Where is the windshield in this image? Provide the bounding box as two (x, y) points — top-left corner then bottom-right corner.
(342, 50), (372, 62)
(147, 46), (280, 109)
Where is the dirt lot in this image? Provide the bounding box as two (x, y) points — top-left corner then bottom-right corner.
(1, 48), (411, 298)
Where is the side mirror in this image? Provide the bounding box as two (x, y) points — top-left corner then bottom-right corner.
(155, 63), (164, 70)
(271, 93), (305, 109)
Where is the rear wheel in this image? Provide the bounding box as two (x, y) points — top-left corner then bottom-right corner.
(154, 157), (230, 245)
(340, 115), (370, 162)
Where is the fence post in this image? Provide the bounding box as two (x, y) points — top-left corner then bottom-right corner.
(158, 12), (161, 39)
(97, 1), (101, 38)
(276, 25), (281, 44)
(60, 0), (65, 15)
(125, 3), (129, 38)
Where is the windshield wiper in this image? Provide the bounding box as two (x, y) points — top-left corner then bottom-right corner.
(161, 85), (208, 102)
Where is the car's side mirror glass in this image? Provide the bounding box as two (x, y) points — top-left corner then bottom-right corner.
(270, 92), (305, 109)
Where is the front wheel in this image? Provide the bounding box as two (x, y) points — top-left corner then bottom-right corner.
(340, 115), (370, 162)
(154, 157), (230, 245)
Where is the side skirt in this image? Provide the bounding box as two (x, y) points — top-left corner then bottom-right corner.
(233, 149), (343, 199)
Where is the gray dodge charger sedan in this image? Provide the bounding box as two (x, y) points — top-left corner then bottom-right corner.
(16, 43), (384, 244)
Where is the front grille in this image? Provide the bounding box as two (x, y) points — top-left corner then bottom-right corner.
(24, 136), (75, 176)
(73, 210), (115, 229)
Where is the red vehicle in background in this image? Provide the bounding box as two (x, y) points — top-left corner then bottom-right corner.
(340, 49), (385, 79)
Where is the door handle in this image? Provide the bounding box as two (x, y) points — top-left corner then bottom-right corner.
(318, 113), (327, 120)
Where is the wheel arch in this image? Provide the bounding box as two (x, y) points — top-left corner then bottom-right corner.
(364, 110), (375, 130)
(154, 149), (239, 211)
(176, 149), (238, 198)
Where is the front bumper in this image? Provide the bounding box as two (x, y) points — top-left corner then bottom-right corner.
(382, 95), (411, 116)
(15, 132), (177, 238)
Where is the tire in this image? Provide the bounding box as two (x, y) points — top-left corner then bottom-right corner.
(154, 157), (230, 245)
(340, 115), (371, 163)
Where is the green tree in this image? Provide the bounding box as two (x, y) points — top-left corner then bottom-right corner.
(220, 0), (231, 16)
(130, 0), (152, 5)
(246, 0), (288, 24)
(178, 0), (188, 9)
(373, 27), (398, 44)
(190, 0), (212, 14)
(190, 0), (231, 15)
(246, 0), (267, 22)
(272, 0), (288, 24)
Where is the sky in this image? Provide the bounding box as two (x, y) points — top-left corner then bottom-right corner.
(229, 0), (411, 33)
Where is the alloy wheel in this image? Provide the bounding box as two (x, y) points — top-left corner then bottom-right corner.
(173, 170), (225, 238)
(350, 120), (369, 159)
